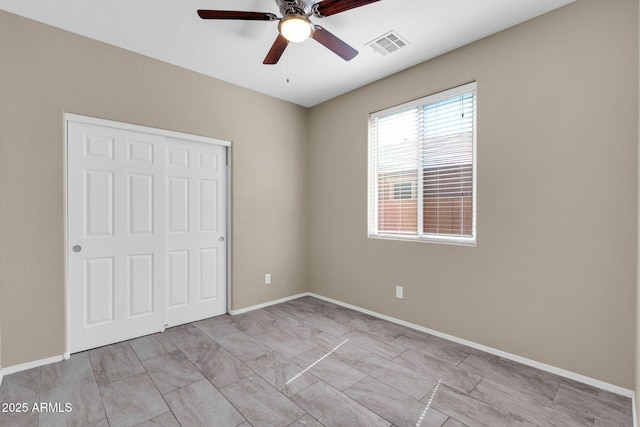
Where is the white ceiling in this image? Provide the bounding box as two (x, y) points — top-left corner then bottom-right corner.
(0, 0), (574, 107)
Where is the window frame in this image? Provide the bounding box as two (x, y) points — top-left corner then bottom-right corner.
(367, 82), (477, 246)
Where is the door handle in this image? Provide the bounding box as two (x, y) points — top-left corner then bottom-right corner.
(72, 245), (82, 253)
(219, 237), (225, 242)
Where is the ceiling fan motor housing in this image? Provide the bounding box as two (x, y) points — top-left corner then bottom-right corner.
(277, 0), (314, 17)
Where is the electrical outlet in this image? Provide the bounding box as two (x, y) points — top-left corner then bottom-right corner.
(265, 273), (271, 285)
(396, 286), (404, 299)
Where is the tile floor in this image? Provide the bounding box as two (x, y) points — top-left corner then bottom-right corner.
(0, 296), (633, 427)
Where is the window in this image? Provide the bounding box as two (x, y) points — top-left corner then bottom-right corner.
(368, 82), (476, 245)
(393, 182), (413, 200)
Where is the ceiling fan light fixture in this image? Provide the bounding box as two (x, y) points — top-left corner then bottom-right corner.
(279, 15), (313, 42)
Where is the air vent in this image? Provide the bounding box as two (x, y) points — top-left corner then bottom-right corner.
(366, 31), (408, 56)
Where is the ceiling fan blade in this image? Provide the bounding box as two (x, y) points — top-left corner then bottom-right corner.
(311, 26), (358, 61)
(263, 34), (289, 64)
(197, 10), (278, 21)
(314, 0), (380, 17)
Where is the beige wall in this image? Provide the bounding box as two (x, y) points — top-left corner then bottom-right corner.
(308, 0), (638, 389)
(637, 0), (640, 415)
(0, 11), (309, 367)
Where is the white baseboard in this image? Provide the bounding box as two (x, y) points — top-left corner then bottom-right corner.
(228, 292), (310, 315)
(306, 292), (634, 399)
(633, 392), (637, 427)
(230, 292), (636, 399)
(0, 292), (634, 404)
(1, 354), (66, 378)
(0, 294), (310, 379)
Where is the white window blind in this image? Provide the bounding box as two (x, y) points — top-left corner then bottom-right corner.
(368, 82), (476, 245)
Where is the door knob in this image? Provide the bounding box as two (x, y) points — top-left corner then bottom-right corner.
(219, 237), (225, 242)
(72, 245), (82, 253)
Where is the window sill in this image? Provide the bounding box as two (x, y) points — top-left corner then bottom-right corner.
(368, 233), (476, 247)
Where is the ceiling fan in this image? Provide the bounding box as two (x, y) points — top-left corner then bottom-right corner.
(198, 0), (381, 64)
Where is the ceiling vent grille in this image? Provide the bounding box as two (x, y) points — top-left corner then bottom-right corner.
(367, 31), (408, 56)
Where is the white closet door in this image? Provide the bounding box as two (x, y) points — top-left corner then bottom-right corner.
(67, 122), (166, 353)
(165, 138), (227, 327)
(67, 118), (228, 353)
